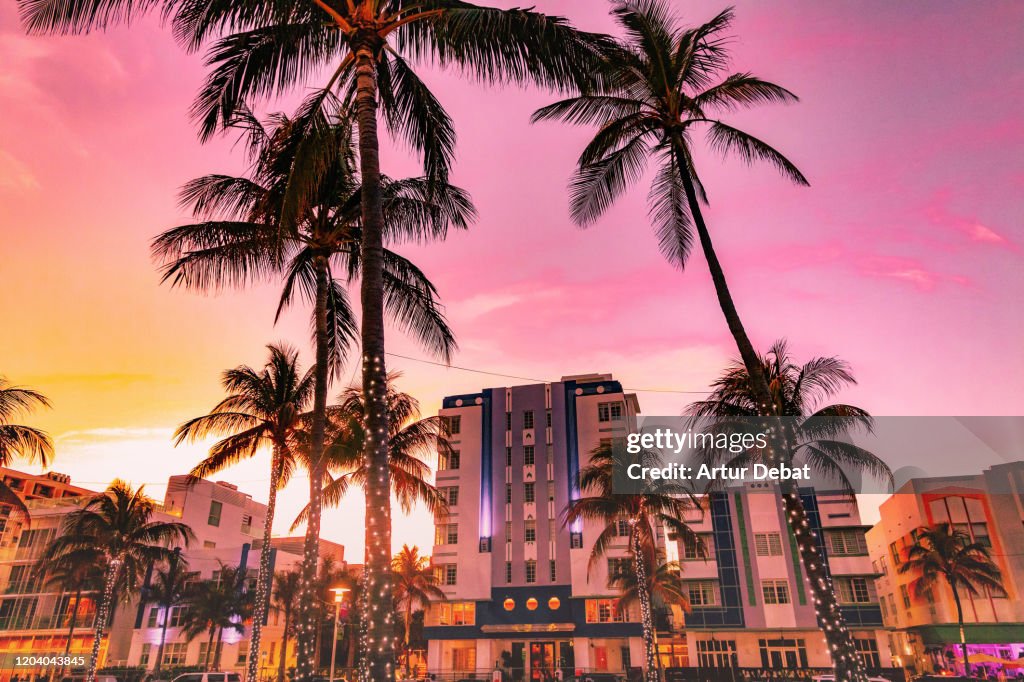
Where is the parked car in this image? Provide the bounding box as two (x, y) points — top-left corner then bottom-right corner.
(170, 673), (242, 682)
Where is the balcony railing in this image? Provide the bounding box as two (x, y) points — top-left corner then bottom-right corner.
(0, 613), (96, 632)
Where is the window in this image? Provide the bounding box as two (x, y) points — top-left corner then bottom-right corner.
(836, 577), (874, 604)
(203, 541), (216, 549)
(146, 606), (161, 628)
(161, 642), (187, 666)
(598, 402), (623, 422)
(570, 532), (583, 549)
(505, 412), (512, 431)
(608, 557), (631, 580)
(506, 484), (512, 504)
(208, 500), (223, 527)
(443, 486), (459, 506)
(506, 447), (512, 466)
(439, 450), (460, 470)
(827, 529), (868, 556)
(434, 564), (457, 586)
(683, 534), (713, 560)
(523, 446), (535, 466)
(524, 520), (536, 543)
(754, 532), (784, 556)
(505, 521), (512, 543)
(658, 642), (689, 669)
(900, 584), (911, 608)
(697, 639), (737, 668)
(444, 415), (461, 435)
(139, 643), (152, 666)
(585, 599), (625, 623)
(758, 638), (807, 669)
(524, 482), (535, 503)
(546, 410), (552, 428)
(549, 560), (557, 582)
(237, 640), (249, 665)
(855, 638), (881, 668)
(452, 645), (476, 673)
(525, 560), (537, 584)
(523, 411), (535, 429)
(436, 601), (475, 626)
(547, 481), (555, 502)
(169, 605), (189, 627)
(889, 540), (903, 566)
(762, 580), (791, 605)
(505, 562), (513, 584)
(686, 581), (719, 606)
(435, 523), (458, 545)
(615, 518), (631, 537)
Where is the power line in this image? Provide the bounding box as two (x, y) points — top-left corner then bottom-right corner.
(384, 352), (712, 394)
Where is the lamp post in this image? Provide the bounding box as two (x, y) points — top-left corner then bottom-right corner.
(329, 588), (350, 682)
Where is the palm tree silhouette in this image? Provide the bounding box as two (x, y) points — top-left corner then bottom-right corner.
(142, 550), (191, 677)
(391, 544), (444, 678)
(534, 1), (808, 412)
(182, 563), (254, 670)
(899, 523), (1003, 675)
(0, 377), (54, 519)
(272, 570), (300, 682)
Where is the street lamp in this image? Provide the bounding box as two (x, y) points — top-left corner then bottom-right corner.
(329, 587), (350, 682)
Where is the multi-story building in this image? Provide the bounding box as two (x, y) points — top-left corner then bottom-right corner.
(675, 485), (892, 673)
(867, 462), (1024, 677)
(424, 374), (649, 680)
(0, 468), (93, 535)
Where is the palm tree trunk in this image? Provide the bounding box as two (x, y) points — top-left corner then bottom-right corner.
(780, 486), (866, 682)
(155, 603), (171, 675)
(631, 527), (659, 682)
(345, 614), (357, 671)
(64, 589), (82, 656)
(278, 608), (291, 682)
(249, 444), (286, 682)
(294, 255), (331, 682)
(950, 581), (969, 675)
(205, 627), (216, 669)
(352, 41), (395, 682)
(672, 142), (774, 413)
(404, 602), (412, 678)
(86, 558), (120, 682)
(214, 626), (224, 670)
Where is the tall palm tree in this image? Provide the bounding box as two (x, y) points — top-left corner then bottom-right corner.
(272, 570), (300, 682)
(35, 547), (103, 671)
(533, 1), (809, 412)
(688, 340), (891, 682)
(41, 481), (193, 682)
(290, 375), (449, 529)
(182, 563), (253, 671)
(152, 104), (472, 682)
(143, 551), (191, 677)
(608, 545), (690, 624)
(175, 343), (313, 681)
(563, 443), (701, 682)
(391, 545), (444, 677)
(0, 377), (54, 518)
(898, 523), (1003, 675)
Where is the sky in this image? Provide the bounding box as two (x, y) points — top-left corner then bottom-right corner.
(1, 1), (1022, 559)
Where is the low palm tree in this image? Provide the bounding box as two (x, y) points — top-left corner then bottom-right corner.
(182, 563), (253, 670)
(391, 545), (444, 677)
(899, 523), (1003, 674)
(176, 343), (314, 677)
(563, 443), (701, 682)
(272, 570), (300, 682)
(0, 377), (54, 518)
(608, 544), (690, 624)
(534, 1), (809, 413)
(41, 481), (193, 682)
(291, 375), (449, 529)
(143, 551), (190, 677)
(36, 548), (103, 672)
(689, 340), (891, 682)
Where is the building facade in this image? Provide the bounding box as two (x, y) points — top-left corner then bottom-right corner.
(867, 462), (1024, 677)
(424, 374), (647, 680)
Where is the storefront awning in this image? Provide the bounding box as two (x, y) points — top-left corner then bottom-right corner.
(911, 624), (1024, 645)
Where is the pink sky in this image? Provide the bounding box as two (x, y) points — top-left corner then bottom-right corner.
(1, 1), (1022, 556)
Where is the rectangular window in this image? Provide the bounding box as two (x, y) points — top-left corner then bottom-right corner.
(697, 639), (737, 668)
(505, 561), (513, 584)
(161, 643), (187, 666)
(523, 411), (535, 429)
(683, 534), (713, 560)
(446, 415), (461, 435)
(505, 412), (512, 431)
(827, 529), (869, 556)
(615, 518), (631, 537)
(506, 447), (512, 466)
(169, 605), (189, 627)
(523, 446), (535, 466)
(506, 484), (512, 504)
(585, 599), (625, 623)
(505, 521), (512, 543)
(762, 580), (791, 605)
(237, 640), (249, 665)
(435, 523), (458, 545)
(208, 500), (223, 527)
(855, 638), (881, 668)
(889, 540), (903, 566)
(900, 584), (911, 608)
(548, 481), (555, 502)
(444, 486), (459, 506)
(139, 643), (151, 666)
(754, 532), (784, 556)
(525, 560), (537, 584)
(436, 601), (476, 626)
(607, 557), (631, 581)
(444, 564), (457, 586)
(439, 450), (460, 470)
(524, 482), (535, 503)
(598, 402), (623, 422)
(147, 606), (161, 628)
(686, 581), (719, 606)
(836, 577), (874, 604)
(546, 410), (552, 428)
(524, 520), (536, 543)
(550, 560), (557, 582)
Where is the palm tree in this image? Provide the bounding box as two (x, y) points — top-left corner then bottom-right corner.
(608, 544), (690, 625)
(41, 481), (193, 682)
(291, 375), (449, 529)
(0, 377), (54, 518)
(35, 548), (103, 671)
(563, 442), (701, 682)
(272, 570), (300, 682)
(391, 545), (444, 677)
(533, 1), (809, 413)
(182, 563), (253, 671)
(143, 551), (191, 677)
(152, 105), (472, 682)
(688, 340), (891, 682)
(175, 343), (313, 681)
(898, 523), (1003, 675)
